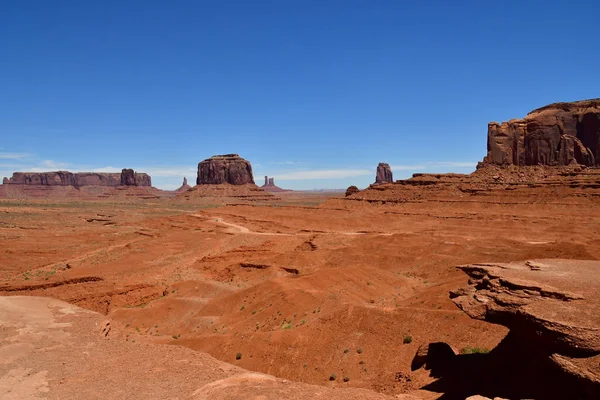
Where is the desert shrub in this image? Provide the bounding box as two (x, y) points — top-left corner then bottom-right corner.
(236, 352), (242, 360)
(329, 373), (336, 381)
(460, 346), (490, 354)
(403, 335), (412, 344)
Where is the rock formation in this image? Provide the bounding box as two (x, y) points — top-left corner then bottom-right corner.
(345, 185), (359, 197)
(176, 177), (192, 192)
(197, 154), (254, 185)
(260, 176), (287, 193)
(375, 163), (393, 184)
(451, 259), (600, 397)
(482, 99), (600, 167)
(2, 169), (152, 187)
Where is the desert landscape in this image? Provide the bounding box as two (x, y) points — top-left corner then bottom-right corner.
(1, 99), (599, 399)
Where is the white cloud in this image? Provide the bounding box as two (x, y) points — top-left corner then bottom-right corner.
(427, 161), (477, 168)
(0, 152), (31, 160)
(390, 161), (476, 171)
(275, 169), (372, 180)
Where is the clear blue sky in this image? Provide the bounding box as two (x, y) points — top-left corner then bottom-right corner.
(1, 1), (598, 190)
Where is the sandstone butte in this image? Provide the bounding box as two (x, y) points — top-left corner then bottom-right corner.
(375, 163), (393, 184)
(2, 168), (152, 187)
(197, 154), (255, 185)
(261, 176), (287, 192)
(482, 98), (600, 167)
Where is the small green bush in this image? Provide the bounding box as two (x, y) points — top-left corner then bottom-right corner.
(403, 335), (412, 344)
(460, 346), (490, 354)
(236, 352), (242, 360)
(343, 376), (350, 382)
(329, 373), (336, 381)
(357, 347), (363, 354)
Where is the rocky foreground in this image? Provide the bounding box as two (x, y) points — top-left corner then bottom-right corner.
(0, 296), (411, 400)
(450, 259), (599, 398)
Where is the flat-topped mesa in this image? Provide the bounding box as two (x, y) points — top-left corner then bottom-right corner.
(197, 154), (255, 185)
(2, 169), (152, 187)
(483, 98), (600, 167)
(375, 163), (393, 184)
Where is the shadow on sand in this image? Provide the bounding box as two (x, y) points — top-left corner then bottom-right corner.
(413, 332), (599, 400)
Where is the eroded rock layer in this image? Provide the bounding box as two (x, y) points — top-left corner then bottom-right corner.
(483, 99), (600, 166)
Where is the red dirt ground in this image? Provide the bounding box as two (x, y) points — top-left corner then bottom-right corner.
(1, 169), (599, 398)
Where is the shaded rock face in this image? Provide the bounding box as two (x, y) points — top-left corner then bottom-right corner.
(375, 163), (393, 184)
(197, 154), (254, 185)
(483, 99), (600, 167)
(450, 259), (600, 397)
(345, 186), (359, 197)
(3, 170), (151, 187)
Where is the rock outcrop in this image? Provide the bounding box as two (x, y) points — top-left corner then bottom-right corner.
(482, 99), (600, 167)
(197, 154), (255, 185)
(261, 176), (287, 192)
(345, 185), (359, 197)
(3, 169), (152, 187)
(451, 259), (600, 397)
(375, 163), (393, 184)
(176, 177), (192, 192)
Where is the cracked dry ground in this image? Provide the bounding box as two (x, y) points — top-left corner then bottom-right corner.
(1, 188), (600, 398)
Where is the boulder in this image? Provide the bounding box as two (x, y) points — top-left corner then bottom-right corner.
(345, 186), (360, 197)
(483, 99), (600, 166)
(376, 163), (393, 184)
(450, 259), (600, 395)
(197, 154), (255, 185)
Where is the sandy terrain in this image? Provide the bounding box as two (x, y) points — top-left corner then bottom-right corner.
(1, 177), (599, 398)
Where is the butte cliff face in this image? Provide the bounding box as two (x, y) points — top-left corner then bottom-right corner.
(3, 169), (152, 187)
(375, 163), (393, 184)
(197, 154), (255, 185)
(483, 99), (600, 167)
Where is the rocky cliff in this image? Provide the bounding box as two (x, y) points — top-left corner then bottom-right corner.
(197, 154), (255, 185)
(375, 163), (393, 184)
(451, 259), (600, 397)
(3, 169), (152, 187)
(483, 99), (600, 167)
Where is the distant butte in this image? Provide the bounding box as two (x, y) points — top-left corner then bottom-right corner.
(2, 169), (152, 187)
(261, 176), (288, 192)
(375, 163), (393, 184)
(197, 154), (255, 185)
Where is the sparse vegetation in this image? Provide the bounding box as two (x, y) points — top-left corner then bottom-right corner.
(343, 348), (349, 354)
(343, 376), (350, 382)
(403, 335), (412, 344)
(240, 305), (245, 310)
(329, 373), (336, 381)
(236, 352), (242, 360)
(357, 347), (363, 354)
(460, 346), (490, 354)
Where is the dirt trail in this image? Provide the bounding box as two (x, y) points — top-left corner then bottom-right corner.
(191, 214), (394, 237)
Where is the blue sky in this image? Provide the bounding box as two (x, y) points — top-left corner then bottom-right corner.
(1, 1), (598, 190)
